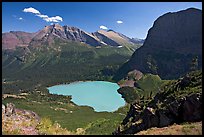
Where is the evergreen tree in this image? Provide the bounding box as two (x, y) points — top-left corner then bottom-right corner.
(190, 56), (198, 71)
(146, 55), (158, 74)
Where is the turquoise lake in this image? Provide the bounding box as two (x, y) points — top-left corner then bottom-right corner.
(47, 81), (125, 112)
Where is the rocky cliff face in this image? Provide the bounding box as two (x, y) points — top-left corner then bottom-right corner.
(113, 70), (202, 135)
(114, 8), (202, 81)
(29, 24), (104, 47)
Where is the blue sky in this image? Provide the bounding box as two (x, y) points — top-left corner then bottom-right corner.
(2, 2), (202, 39)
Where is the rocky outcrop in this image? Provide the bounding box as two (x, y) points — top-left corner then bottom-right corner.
(179, 94), (202, 122)
(2, 103), (40, 120)
(2, 104), (6, 114)
(114, 8), (202, 81)
(113, 70), (202, 135)
(2, 103), (40, 135)
(5, 103), (15, 117)
(127, 70), (143, 81)
(119, 80), (135, 88)
(114, 92), (202, 135)
(118, 70), (143, 88)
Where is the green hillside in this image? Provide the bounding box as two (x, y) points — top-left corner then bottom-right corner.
(117, 73), (166, 104)
(2, 40), (138, 94)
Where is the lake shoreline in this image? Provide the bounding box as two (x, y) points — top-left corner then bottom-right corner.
(47, 81), (125, 112)
(47, 80), (120, 88)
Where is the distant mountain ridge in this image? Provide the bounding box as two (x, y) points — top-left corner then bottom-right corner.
(131, 38), (145, 45)
(2, 24), (142, 50)
(2, 31), (36, 49)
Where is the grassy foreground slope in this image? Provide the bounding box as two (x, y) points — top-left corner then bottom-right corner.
(136, 122), (202, 135)
(113, 70), (202, 135)
(2, 87), (129, 135)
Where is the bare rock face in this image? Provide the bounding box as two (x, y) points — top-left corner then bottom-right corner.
(94, 30), (136, 46)
(114, 8), (202, 81)
(2, 31), (36, 49)
(29, 24), (104, 47)
(92, 31), (120, 46)
(127, 70), (143, 81)
(29, 24), (66, 46)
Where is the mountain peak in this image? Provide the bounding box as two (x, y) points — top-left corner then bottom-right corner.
(114, 7), (202, 81)
(185, 7), (201, 12)
(107, 29), (116, 32)
(53, 24), (64, 31)
(53, 23), (61, 27)
(43, 24), (64, 31)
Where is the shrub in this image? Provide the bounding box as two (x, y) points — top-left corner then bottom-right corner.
(36, 117), (72, 135)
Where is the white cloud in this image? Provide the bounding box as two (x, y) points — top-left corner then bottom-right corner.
(36, 14), (48, 18)
(117, 20), (123, 24)
(23, 7), (40, 14)
(100, 25), (108, 30)
(12, 15), (24, 21)
(23, 7), (63, 23)
(43, 16), (63, 22)
(36, 14), (62, 22)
